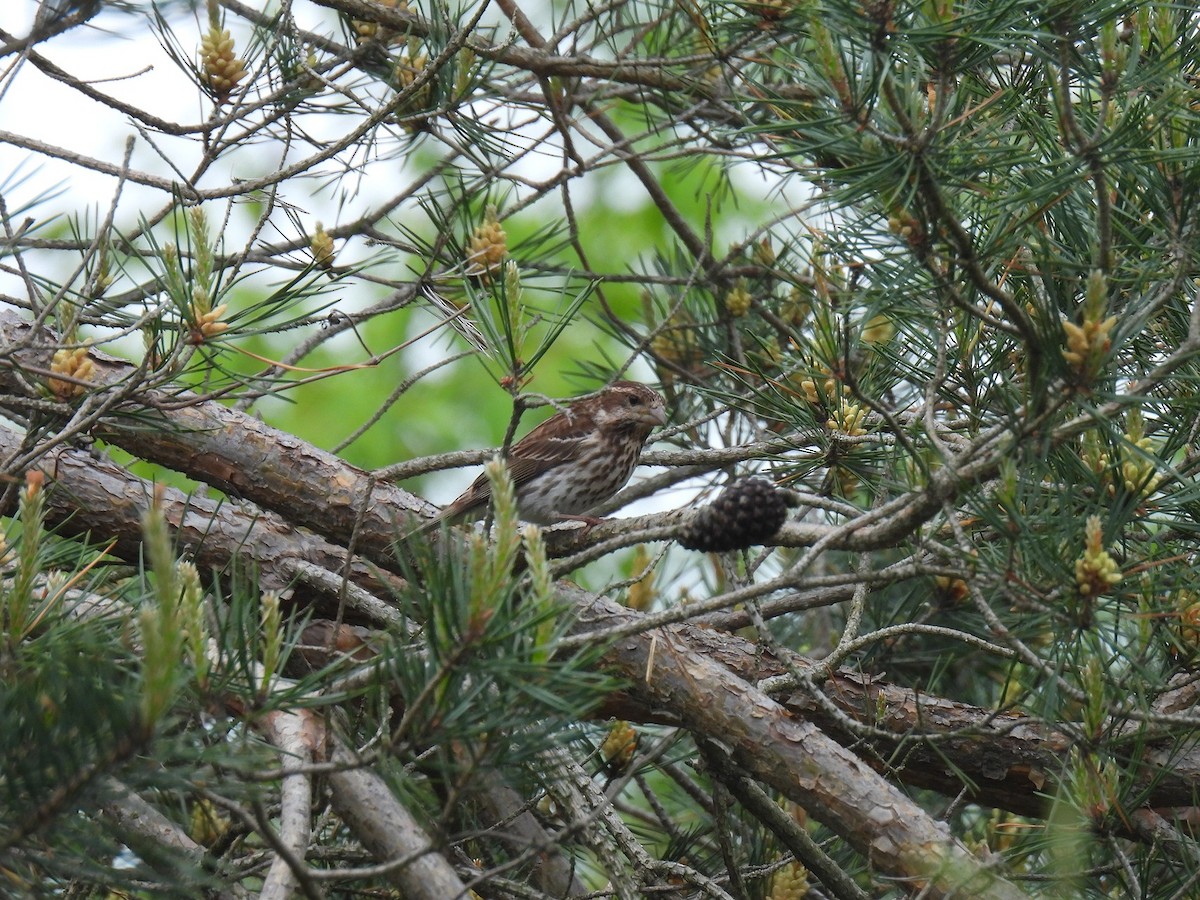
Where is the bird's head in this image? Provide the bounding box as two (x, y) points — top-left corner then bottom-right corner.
(593, 381), (667, 430)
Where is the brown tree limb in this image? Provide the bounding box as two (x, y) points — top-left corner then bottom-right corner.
(565, 587), (1028, 899)
(326, 741), (471, 898)
(586, 595), (1200, 825)
(0, 422), (403, 619)
(98, 778), (248, 900)
(0, 311), (431, 569)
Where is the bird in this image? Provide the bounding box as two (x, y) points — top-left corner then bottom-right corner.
(428, 381), (667, 529)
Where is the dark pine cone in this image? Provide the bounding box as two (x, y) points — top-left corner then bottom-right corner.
(680, 477), (790, 552)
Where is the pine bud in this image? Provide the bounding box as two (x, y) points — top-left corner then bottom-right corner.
(189, 303), (229, 344)
(1074, 515), (1122, 598)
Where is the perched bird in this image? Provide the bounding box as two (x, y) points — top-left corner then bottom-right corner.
(431, 381), (667, 528)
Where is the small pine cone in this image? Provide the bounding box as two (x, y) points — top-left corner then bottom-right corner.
(200, 26), (246, 100)
(465, 206), (507, 278)
(599, 720), (638, 775)
(767, 861), (809, 900)
(311, 223), (336, 269)
(680, 478), (790, 552)
(351, 0), (407, 44)
(351, 18), (379, 41)
(751, 237), (776, 267)
(49, 346), (95, 399)
(650, 323), (701, 366)
(724, 282), (753, 317)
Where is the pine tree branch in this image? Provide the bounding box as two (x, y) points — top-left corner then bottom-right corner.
(98, 778), (248, 900)
(326, 741), (471, 898)
(0, 421), (403, 619)
(565, 587), (1029, 899)
(0, 310), (433, 569)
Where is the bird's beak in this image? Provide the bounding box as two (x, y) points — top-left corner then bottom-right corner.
(648, 405), (668, 426)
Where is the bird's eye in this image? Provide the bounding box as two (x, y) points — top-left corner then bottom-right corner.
(627, 394), (641, 406)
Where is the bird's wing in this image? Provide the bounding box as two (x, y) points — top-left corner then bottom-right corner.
(503, 421), (589, 487)
(447, 412), (589, 514)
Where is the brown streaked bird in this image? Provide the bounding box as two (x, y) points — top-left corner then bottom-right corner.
(433, 381), (667, 528)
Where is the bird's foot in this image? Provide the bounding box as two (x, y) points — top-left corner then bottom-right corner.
(553, 513), (606, 533)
